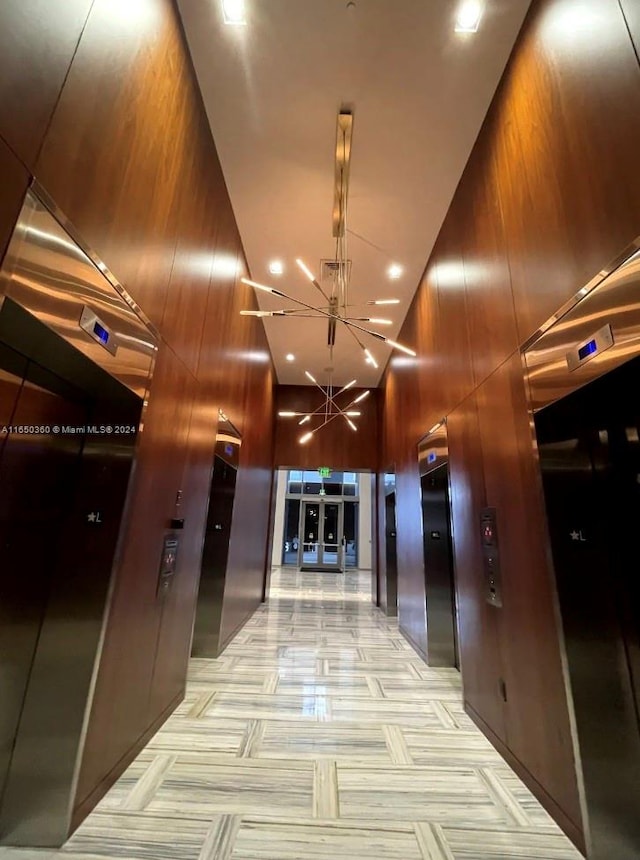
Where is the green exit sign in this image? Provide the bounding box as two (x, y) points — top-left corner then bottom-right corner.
(318, 467), (331, 478)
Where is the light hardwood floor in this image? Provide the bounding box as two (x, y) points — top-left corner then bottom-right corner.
(0, 568), (583, 860)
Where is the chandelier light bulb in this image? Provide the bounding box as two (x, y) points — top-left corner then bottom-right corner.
(278, 411), (296, 417)
(296, 259), (315, 282)
(305, 370), (317, 383)
(385, 337), (416, 357)
(369, 299), (400, 306)
(299, 415), (311, 425)
(299, 431), (313, 445)
(353, 390), (370, 404)
(346, 418), (358, 432)
(364, 348), (379, 369)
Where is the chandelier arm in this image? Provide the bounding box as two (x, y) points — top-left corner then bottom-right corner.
(241, 277), (415, 353)
(308, 405), (358, 435)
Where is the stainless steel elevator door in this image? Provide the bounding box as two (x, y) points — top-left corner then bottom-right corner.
(0, 348), (87, 811)
(420, 465), (458, 668)
(536, 352), (640, 860)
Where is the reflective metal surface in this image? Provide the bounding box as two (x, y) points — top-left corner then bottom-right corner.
(525, 243), (640, 858)
(417, 422), (459, 668)
(0, 189), (157, 399)
(192, 412), (242, 658)
(0, 189), (156, 847)
(524, 246), (640, 411)
(535, 354), (640, 860)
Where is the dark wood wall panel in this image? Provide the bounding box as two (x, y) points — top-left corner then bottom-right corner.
(382, 0), (640, 848)
(274, 385), (379, 471)
(34, 0), (194, 329)
(0, 0), (274, 831)
(475, 354), (581, 833)
(459, 131), (518, 389)
(0, 0), (93, 171)
(447, 394), (507, 743)
(493, 0), (640, 344)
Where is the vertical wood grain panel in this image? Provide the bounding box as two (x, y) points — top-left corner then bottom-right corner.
(432, 204), (474, 415)
(0, 0), (93, 170)
(382, 0), (640, 847)
(34, 0), (190, 327)
(447, 394), (507, 741)
(0, 0), (276, 829)
(475, 354), (581, 829)
(494, 0), (640, 343)
(459, 130), (518, 389)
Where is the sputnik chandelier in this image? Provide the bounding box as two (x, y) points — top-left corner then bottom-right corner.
(239, 109), (417, 444)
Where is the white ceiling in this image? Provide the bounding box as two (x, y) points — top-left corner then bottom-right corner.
(178, 0), (531, 386)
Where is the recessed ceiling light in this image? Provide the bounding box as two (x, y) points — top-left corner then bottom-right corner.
(285, 353), (295, 362)
(388, 263), (403, 280)
(455, 0), (483, 33)
(269, 260), (284, 275)
(222, 0), (246, 26)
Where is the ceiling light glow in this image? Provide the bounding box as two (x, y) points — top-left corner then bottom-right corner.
(455, 0), (483, 32)
(269, 260), (284, 275)
(368, 318), (392, 325)
(369, 298), (400, 305)
(285, 353), (295, 361)
(222, 0), (246, 25)
(388, 263), (403, 280)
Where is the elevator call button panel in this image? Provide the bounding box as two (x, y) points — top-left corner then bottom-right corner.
(480, 507), (503, 608)
(157, 534), (179, 597)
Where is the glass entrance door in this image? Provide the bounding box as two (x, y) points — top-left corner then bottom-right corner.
(302, 501), (320, 565)
(300, 500), (343, 570)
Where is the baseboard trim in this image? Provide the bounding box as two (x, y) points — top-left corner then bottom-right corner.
(465, 701), (586, 856)
(71, 689), (184, 833)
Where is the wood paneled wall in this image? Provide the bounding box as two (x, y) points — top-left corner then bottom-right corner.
(0, 0), (274, 829)
(274, 384), (379, 472)
(381, 0), (640, 850)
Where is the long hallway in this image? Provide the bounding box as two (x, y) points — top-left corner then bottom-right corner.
(2, 569), (582, 860)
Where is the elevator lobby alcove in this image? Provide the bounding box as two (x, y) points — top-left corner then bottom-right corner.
(2, 0), (640, 857)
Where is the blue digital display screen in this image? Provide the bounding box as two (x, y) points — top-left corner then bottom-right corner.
(578, 339), (597, 361)
(224, 443), (234, 456)
(427, 451), (437, 464)
(93, 321), (109, 345)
